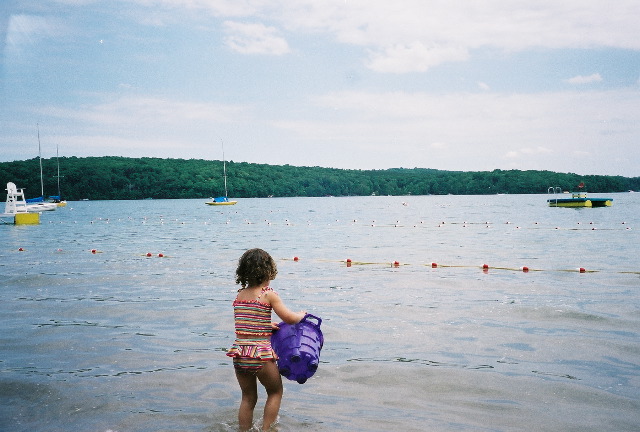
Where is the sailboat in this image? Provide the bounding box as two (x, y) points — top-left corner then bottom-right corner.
(26, 125), (57, 212)
(48, 144), (67, 207)
(205, 140), (237, 206)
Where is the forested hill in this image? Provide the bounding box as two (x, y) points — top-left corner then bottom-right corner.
(1, 156), (638, 201)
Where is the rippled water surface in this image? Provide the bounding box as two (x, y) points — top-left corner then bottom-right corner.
(1, 194), (639, 431)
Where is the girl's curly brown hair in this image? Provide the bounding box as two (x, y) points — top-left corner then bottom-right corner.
(235, 248), (278, 289)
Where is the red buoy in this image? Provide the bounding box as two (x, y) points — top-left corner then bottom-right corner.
(521, 266), (529, 272)
(18, 247), (24, 252)
(431, 262), (438, 268)
(293, 256), (299, 261)
(393, 261), (400, 267)
(158, 253), (164, 258)
(482, 264), (489, 269)
(146, 252), (152, 257)
(579, 267), (586, 273)
(91, 249), (97, 254)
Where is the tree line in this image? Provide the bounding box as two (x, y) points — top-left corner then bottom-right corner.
(1, 156), (638, 201)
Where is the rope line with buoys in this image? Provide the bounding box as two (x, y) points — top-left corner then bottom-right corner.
(8, 248), (639, 274)
(35, 215), (635, 230)
(286, 257), (640, 275)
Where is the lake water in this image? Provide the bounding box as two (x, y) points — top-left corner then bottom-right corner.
(1, 194), (639, 431)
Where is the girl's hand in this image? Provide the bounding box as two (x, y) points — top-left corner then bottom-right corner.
(271, 322), (280, 330)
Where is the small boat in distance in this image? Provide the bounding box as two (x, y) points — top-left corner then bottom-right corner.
(26, 196), (58, 212)
(49, 196), (67, 207)
(547, 184), (613, 208)
(206, 196), (237, 206)
(206, 139), (237, 206)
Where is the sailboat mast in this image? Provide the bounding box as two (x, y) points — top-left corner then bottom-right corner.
(56, 144), (61, 198)
(37, 124), (44, 198)
(221, 139), (228, 197)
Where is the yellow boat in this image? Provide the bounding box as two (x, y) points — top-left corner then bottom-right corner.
(205, 197), (237, 206)
(205, 139), (238, 206)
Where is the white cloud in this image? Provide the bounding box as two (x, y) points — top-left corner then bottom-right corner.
(223, 21), (290, 55)
(565, 73), (603, 85)
(521, 146), (553, 155)
(571, 150), (592, 157)
(273, 89), (640, 171)
(23, 95), (255, 159)
(430, 142), (447, 150)
(134, 1), (640, 71)
(274, 1), (640, 70)
(5, 14), (64, 53)
(36, 95), (249, 137)
(506, 146), (554, 160)
(366, 42), (469, 73)
(136, 0), (260, 17)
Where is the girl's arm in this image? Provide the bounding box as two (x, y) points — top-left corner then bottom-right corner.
(267, 291), (305, 324)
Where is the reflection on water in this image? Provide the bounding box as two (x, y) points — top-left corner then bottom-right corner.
(1, 194), (639, 431)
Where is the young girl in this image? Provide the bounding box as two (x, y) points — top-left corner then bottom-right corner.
(226, 248), (306, 431)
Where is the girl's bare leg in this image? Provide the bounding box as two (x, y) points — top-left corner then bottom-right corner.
(257, 361), (284, 431)
(235, 369), (258, 431)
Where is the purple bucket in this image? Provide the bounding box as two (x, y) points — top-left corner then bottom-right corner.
(271, 314), (324, 384)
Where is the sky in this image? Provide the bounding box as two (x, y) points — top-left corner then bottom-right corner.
(1, 0), (639, 177)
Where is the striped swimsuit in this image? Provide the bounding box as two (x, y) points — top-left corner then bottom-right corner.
(226, 287), (277, 374)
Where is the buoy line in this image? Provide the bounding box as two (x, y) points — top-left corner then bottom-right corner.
(41, 217), (634, 231)
(8, 248), (640, 274)
(287, 257), (640, 274)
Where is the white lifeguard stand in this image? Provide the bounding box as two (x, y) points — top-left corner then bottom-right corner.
(1, 182), (40, 224)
